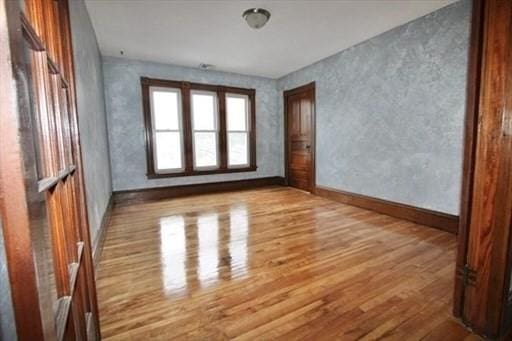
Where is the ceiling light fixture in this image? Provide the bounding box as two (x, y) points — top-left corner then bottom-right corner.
(199, 63), (214, 70)
(243, 8), (271, 29)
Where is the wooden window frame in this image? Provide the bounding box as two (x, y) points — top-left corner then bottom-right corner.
(226, 92), (252, 169)
(141, 77), (257, 178)
(190, 89), (220, 170)
(149, 86), (185, 174)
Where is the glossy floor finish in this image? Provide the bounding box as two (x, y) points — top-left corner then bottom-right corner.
(97, 186), (479, 340)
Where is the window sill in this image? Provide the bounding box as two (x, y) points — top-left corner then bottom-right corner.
(147, 166), (257, 179)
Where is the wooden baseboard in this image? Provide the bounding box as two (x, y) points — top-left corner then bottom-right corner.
(113, 176), (286, 205)
(314, 185), (459, 234)
(92, 195), (113, 268)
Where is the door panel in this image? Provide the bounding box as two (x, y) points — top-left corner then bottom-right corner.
(0, 0), (100, 340)
(285, 84), (315, 192)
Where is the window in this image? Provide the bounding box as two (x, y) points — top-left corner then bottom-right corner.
(191, 91), (219, 169)
(149, 87), (184, 173)
(142, 77), (256, 178)
(226, 94), (250, 167)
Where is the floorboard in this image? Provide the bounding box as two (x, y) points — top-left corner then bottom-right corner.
(96, 186), (478, 340)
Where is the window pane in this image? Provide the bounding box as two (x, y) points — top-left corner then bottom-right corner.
(153, 90), (179, 130)
(155, 132), (182, 170)
(227, 96), (248, 131)
(228, 132), (248, 166)
(192, 93), (216, 130)
(194, 132), (218, 168)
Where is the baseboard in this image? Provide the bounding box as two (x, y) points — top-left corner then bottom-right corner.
(113, 176), (286, 205)
(314, 185), (459, 234)
(92, 194), (113, 268)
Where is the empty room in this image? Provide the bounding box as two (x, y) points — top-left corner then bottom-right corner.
(2, 0), (512, 340)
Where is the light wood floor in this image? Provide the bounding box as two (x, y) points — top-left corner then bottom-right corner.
(97, 186), (479, 340)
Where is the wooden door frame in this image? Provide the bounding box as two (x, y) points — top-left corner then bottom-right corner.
(453, 0), (484, 320)
(454, 0), (512, 338)
(283, 82), (316, 193)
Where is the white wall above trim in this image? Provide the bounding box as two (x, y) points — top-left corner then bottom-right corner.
(85, 0), (457, 79)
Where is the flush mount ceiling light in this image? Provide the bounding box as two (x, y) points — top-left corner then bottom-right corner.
(243, 8), (271, 29)
(199, 63), (215, 70)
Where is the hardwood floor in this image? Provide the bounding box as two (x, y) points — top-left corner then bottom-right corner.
(97, 186), (479, 340)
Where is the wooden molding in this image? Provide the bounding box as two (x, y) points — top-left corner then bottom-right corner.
(113, 176), (286, 205)
(454, 0), (485, 319)
(92, 195), (113, 269)
(314, 185), (459, 234)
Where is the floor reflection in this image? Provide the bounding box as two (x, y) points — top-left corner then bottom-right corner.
(159, 204), (250, 296)
(160, 215), (186, 296)
(198, 212), (219, 286)
(228, 204), (248, 279)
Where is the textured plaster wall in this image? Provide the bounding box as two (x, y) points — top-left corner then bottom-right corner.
(102, 0), (470, 215)
(277, 0), (471, 215)
(103, 57), (281, 191)
(69, 0), (112, 241)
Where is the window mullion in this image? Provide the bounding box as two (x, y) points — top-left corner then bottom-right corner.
(181, 82), (194, 174)
(218, 88), (227, 170)
(249, 92), (256, 169)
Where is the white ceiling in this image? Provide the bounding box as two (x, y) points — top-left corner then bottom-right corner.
(85, 0), (458, 79)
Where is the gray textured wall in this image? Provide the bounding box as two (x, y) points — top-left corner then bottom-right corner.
(278, 0), (471, 215)
(0, 220), (17, 341)
(69, 0), (112, 241)
(103, 57), (281, 191)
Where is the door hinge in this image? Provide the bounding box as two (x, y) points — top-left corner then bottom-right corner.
(457, 264), (477, 287)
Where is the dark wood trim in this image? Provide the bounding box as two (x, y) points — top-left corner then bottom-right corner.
(218, 86), (228, 169)
(141, 77), (255, 95)
(314, 185), (459, 234)
(3, 0), (101, 339)
(92, 195), (113, 269)
(458, 0), (512, 338)
(141, 78), (154, 176)
(56, 0), (102, 337)
(283, 82), (316, 97)
(141, 77), (257, 178)
(283, 82), (316, 192)
(146, 166), (258, 179)
(20, 12), (45, 51)
(454, 0), (485, 319)
(113, 177), (285, 205)
(181, 81), (194, 173)
(249, 89), (257, 170)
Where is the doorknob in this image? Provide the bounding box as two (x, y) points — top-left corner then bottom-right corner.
(305, 145), (311, 149)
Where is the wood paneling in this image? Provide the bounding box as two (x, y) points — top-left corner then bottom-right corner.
(0, 2), (45, 339)
(1, 0), (100, 339)
(113, 176), (285, 205)
(315, 185), (459, 234)
(97, 187), (477, 340)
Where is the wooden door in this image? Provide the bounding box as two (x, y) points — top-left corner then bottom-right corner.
(284, 83), (315, 192)
(454, 0), (512, 339)
(0, 0), (100, 340)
